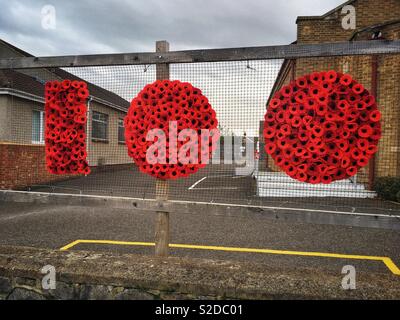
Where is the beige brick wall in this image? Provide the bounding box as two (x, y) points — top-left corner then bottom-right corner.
(0, 96), (12, 141)
(375, 54), (400, 178)
(87, 101), (131, 166)
(0, 95), (44, 143)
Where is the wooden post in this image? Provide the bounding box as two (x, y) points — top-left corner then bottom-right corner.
(156, 40), (170, 80)
(155, 179), (169, 256)
(154, 40), (170, 257)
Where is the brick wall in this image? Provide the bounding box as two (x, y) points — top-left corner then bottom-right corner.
(297, 0), (400, 44)
(0, 143), (77, 189)
(375, 54), (400, 178)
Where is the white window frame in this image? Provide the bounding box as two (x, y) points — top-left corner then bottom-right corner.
(32, 110), (45, 145)
(92, 111), (109, 141)
(118, 118), (125, 144)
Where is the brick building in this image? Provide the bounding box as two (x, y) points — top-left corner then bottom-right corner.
(264, 0), (400, 188)
(0, 39), (131, 189)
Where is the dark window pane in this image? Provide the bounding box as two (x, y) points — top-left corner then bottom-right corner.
(118, 119), (125, 142)
(32, 110), (44, 143)
(92, 111), (108, 140)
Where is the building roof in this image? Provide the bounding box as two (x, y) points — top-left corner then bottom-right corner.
(0, 39), (130, 111)
(0, 39), (34, 58)
(296, 0), (357, 23)
(52, 68), (130, 110)
(0, 69), (44, 97)
(350, 19), (400, 40)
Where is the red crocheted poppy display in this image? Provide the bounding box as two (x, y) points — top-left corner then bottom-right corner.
(44, 80), (90, 175)
(263, 71), (381, 184)
(125, 80), (219, 179)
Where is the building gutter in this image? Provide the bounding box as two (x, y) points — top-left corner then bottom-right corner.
(87, 96), (92, 166)
(90, 96), (128, 113)
(350, 19), (400, 41)
(0, 88), (127, 113)
(266, 59), (292, 107)
(0, 88), (44, 104)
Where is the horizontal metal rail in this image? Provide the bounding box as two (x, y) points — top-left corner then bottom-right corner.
(0, 40), (399, 69)
(1, 190), (399, 230)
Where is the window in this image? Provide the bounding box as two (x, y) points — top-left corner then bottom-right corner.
(32, 110), (45, 144)
(92, 111), (108, 141)
(118, 119), (125, 143)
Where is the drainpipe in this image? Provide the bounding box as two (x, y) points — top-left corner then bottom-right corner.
(291, 59), (296, 81)
(369, 55), (378, 190)
(87, 96), (92, 167)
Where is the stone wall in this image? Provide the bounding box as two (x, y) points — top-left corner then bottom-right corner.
(0, 245), (400, 300)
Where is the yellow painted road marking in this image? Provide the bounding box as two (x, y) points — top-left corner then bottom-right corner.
(59, 240), (154, 251)
(59, 239), (400, 276)
(59, 240), (81, 251)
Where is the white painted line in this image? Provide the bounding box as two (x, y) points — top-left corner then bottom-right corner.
(188, 176), (207, 190)
(190, 187), (240, 190)
(206, 174), (235, 178)
(0, 210), (48, 221)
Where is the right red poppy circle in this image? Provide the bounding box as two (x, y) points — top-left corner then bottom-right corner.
(263, 71), (381, 184)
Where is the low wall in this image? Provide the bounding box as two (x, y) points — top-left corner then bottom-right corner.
(0, 142), (133, 190)
(0, 245), (399, 300)
(0, 143), (77, 189)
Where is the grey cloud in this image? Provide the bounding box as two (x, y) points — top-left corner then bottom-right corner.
(0, 0), (346, 135)
(0, 0), (345, 55)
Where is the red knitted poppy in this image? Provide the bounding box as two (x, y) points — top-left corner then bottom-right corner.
(125, 80), (219, 179)
(44, 80), (90, 175)
(263, 71), (381, 184)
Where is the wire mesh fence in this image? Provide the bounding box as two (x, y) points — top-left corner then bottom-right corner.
(0, 43), (399, 215)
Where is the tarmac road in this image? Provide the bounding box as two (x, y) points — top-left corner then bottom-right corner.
(0, 200), (399, 280)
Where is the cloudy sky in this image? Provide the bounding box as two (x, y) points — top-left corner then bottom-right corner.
(0, 0), (345, 55)
(0, 0), (347, 136)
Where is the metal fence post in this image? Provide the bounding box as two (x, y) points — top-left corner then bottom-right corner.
(154, 40), (170, 257)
